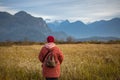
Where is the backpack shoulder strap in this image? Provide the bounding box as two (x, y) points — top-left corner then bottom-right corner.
(42, 49), (50, 62)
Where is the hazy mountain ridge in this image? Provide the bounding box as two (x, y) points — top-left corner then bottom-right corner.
(0, 11), (67, 42)
(0, 11), (120, 42)
(47, 18), (120, 39)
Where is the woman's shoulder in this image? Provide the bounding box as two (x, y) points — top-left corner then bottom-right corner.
(52, 46), (61, 51)
(52, 45), (58, 49)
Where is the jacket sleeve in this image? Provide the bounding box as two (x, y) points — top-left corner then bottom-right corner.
(38, 47), (45, 63)
(58, 48), (64, 64)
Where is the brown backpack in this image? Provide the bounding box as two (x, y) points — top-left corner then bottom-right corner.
(43, 49), (57, 68)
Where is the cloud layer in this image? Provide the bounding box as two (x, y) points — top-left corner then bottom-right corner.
(0, 0), (120, 23)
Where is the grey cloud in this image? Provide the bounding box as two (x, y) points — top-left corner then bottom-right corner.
(0, 0), (120, 23)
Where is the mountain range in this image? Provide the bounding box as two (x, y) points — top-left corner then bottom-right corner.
(0, 11), (67, 42)
(47, 18), (120, 39)
(0, 11), (120, 42)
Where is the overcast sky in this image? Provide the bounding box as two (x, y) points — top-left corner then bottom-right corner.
(0, 0), (120, 23)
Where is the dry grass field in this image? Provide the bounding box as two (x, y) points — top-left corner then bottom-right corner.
(0, 44), (120, 80)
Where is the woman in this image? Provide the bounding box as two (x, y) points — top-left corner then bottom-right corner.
(38, 36), (64, 80)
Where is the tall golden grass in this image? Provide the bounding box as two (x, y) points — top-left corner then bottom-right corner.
(0, 44), (120, 80)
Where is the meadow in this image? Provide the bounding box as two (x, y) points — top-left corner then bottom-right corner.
(0, 44), (120, 80)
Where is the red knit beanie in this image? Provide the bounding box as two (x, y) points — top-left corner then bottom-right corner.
(47, 36), (54, 43)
